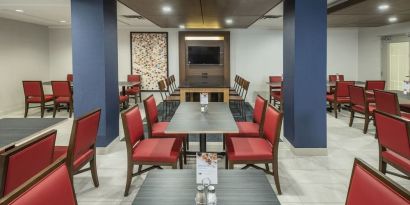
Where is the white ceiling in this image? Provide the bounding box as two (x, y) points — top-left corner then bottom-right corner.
(0, 0), (344, 29)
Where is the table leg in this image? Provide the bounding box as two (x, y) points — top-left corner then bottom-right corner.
(199, 133), (207, 152)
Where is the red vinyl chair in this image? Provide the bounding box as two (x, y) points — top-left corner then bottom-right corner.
(51, 81), (73, 118)
(0, 130), (57, 197)
(374, 90), (410, 119)
(365, 80), (385, 103)
(226, 104), (283, 194)
(345, 158), (410, 205)
(143, 95), (187, 164)
(22, 81), (54, 118)
(121, 105), (183, 196)
(374, 110), (410, 178)
(224, 95), (268, 147)
(126, 74), (142, 103)
(119, 95), (129, 109)
(328, 74), (344, 82)
(326, 81), (355, 118)
(53, 109), (101, 187)
(348, 86), (375, 134)
(0, 158), (78, 205)
(269, 76), (282, 105)
(66, 74), (73, 82)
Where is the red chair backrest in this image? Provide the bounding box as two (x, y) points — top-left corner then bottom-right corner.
(144, 95), (159, 125)
(329, 74), (344, 82)
(374, 90), (401, 116)
(69, 109), (101, 165)
(0, 159), (77, 205)
(22, 81), (43, 98)
(66, 74), (73, 82)
(51, 81), (72, 98)
(263, 105), (283, 146)
(269, 76), (282, 89)
(122, 106), (144, 148)
(335, 81), (354, 97)
(374, 110), (410, 159)
(345, 158), (410, 205)
(253, 95), (267, 125)
(365, 80), (385, 91)
(127, 75), (141, 82)
(348, 86), (365, 106)
(0, 130), (57, 197)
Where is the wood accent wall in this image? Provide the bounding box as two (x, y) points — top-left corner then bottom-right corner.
(178, 31), (230, 84)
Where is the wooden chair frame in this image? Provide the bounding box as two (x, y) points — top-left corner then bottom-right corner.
(51, 81), (74, 118)
(229, 80), (249, 120)
(22, 81), (53, 118)
(327, 81), (355, 118)
(158, 80), (179, 117)
(348, 85), (373, 134)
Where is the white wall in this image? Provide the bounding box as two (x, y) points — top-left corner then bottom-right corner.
(358, 21), (410, 81)
(48, 27), (359, 101)
(0, 18), (49, 114)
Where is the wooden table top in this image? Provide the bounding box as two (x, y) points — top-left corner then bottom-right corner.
(165, 102), (238, 134)
(132, 170), (281, 205)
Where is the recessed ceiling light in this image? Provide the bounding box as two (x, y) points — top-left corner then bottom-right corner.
(388, 16), (398, 23)
(15, 9), (24, 13)
(225, 19), (233, 25)
(378, 4), (390, 11)
(162, 6), (172, 13)
(179, 25), (185, 29)
(59, 20), (67, 23)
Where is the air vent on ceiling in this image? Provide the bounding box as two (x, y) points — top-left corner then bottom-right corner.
(122, 15), (145, 20)
(259, 15), (282, 20)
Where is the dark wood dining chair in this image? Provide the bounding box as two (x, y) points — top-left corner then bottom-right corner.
(226, 104), (283, 194)
(121, 105), (183, 196)
(125, 74), (142, 103)
(22, 81), (54, 118)
(51, 81), (73, 118)
(170, 75), (179, 92)
(229, 80), (250, 120)
(158, 80), (180, 117)
(374, 90), (410, 119)
(66, 74), (73, 82)
(326, 81), (355, 118)
(165, 77), (180, 96)
(0, 157), (78, 205)
(0, 130), (57, 197)
(328, 74), (344, 82)
(345, 158), (410, 204)
(374, 110), (410, 179)
(365, 80), (385, 103)
(53, 109), (101, 188)
(269, 76), (282, 105)
(348, 85), (375, 134)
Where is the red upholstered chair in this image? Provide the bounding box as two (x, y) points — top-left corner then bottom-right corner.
(374, 90), (410, 119)
(51, 81), (73, 118)
(328, 74), (344, 82)
(226, 104), (283, 194)
(345, 158), (410, 205)
(66, 74), (73, 82)
(119, 95), (129, 110)
(348, 86), (375, 134)
(143, 95), (187, 164)
(269, 76), (282, 105)
(224, 95), (268, 148)
(121, 105), (183, 196)
(0, 158), (78, 205)
(0, 130), (57, 197)
(326, 81), (355, 118)
(22, 81), (54, 118)
(53, 109), (101, 187)
(365, 80), (385, 103)
(374, 110), (410, 178)
(126, 74), (142, 103)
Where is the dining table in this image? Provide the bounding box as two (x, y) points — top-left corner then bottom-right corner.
(43, 81), (140, 96)
(165, 102), (238, 153)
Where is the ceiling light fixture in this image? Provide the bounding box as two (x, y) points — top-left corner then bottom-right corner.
(179, 25), (185, 29)
(162, 6), (172, 13)
(378, 4), (390, 11)
(59, 20), (67, 23)
(225, 19), (233, 25)
(15, 9), (24, 13)
(388, 16), (398, 23)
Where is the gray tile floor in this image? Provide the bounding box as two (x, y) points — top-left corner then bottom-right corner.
(2, 93), (409, 205)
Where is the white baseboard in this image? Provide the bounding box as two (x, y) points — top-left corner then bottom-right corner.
(282, 136), (328, 156)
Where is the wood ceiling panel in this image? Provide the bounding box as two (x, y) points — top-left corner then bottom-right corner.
(328, 13), (410, 27)
(331, 0), (410, 15)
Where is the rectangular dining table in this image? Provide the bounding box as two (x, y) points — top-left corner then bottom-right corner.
(165, 102), (238, 152)
(132, 169), (281, 205)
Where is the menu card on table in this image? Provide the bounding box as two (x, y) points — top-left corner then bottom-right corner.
(196, 153), (218, 184)
(200, 93), (209, 105)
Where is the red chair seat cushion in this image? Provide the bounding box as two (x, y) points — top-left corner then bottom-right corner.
(382, 150), (410, 174)
(119, 95), (128, 103)
(225, 122), (259, 139)
(55, 97), (71, 103)
(326, 95), (350, 103)
(27, 95), (53, 103)
(151, 122), (186, 138)
(227, 137), (273, 161)
(132, 138), (181, 163)
(53, 146), (94, 172)
(126, 87), (140, 95)
(352, 104), (376, 114)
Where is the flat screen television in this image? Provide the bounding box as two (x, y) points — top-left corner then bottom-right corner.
(187, 46), (221, 65)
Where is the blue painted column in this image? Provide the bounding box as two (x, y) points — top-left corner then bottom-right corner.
(71, 0), (119, 147)
(283, 0), (327, 150)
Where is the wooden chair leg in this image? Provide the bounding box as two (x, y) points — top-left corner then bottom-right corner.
(186, 135), (190, 150)
(228, 161), (234, 170)
(40, 102), (45, 118)
(182, 138), (187, 165)
(333, 102), (338, 118)
(349, 111), (354, 127)
(124, 163), (133, 196)
(272, 160), (282, 195)
(265, 163), (270, 172)
(24, 102), (29, 118)
(364, 114), (370, 134)
(53, 102), (58, 118)
(172, 163), (177, 169)
(179, 153), (183, 169)
(242, 101), (246, 121)
(223, 135), (226, 150)
(69, 103), (73, 118)
(225, 156), (229, 169)
(90, 156), (99, 187)
(379, 158), (387, 174)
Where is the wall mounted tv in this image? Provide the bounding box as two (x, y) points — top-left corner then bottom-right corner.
(187, 46), (222, 65)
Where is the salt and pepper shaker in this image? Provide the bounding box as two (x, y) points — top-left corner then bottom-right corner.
(195, 178), (217, 205)
(195, 185), (207, 205)
(206, 185), (217, 205)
